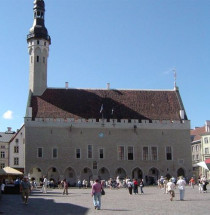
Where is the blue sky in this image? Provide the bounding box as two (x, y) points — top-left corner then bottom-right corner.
(0, 0), (209, 132)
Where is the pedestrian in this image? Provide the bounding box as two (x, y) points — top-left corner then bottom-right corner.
(139, 179), (144, 194)
(163, 177), (168, 194)
(20, 176), (31, 205)
(42, 176), (48, 193)
(159, 176), (164, 189)
(91, 179), (102, 210)
(198, 177), (203, 193)
(82, 179), (86, 188)
(202, 176), (208, 193)
(62, 179), (68, 195)
(31, 179), (37, 190)
(189, 177), (195, 189)
(166, 179), (175, 201)
(176, 176), (186, 201)
(1, 180), (5, 194)
(133, 179), (138, 194)
(125, 177), (130, 189)
(171, 176), (176, 185)
(77, 179), (82, 189)
(127, 179), (133, 195)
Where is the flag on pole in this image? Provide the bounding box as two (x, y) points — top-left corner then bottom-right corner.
(100, 104), (103, 113)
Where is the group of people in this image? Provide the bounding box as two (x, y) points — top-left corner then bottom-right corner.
(20, 176), (48, 205)
(158, 176), (186, 201)
(158, 175), (209, 202)
(126, 178), (144, 195)
(188, 175), (209, 193)
(198, 175), (209, 193)
(1, 174), (209, 210)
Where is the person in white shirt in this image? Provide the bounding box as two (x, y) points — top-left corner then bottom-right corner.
(176, 176), (186, 201)
(167, 179), (176, 201)
(127, 179), (133, 195)
(42, 176), (48, 194)
(1, 182), (5, 194)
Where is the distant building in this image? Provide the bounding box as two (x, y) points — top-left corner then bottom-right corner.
(200, 121), (210, 179)
(24, 0), (192, 185)
(9, 125), (25, 173)
(0, 127), (16, 169)
(191, 126), (205, 180)
(191, 121), (210, 180)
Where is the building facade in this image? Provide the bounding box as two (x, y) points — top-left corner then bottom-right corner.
(0, 128), (16, 169)
(9, 125), (25, 173)
(190, 126), (205, 180)
(200, 121), (210, 179)
(24, 0), (192, 185)
(191, 121), (210, 180)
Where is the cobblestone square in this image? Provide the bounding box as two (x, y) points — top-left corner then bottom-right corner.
(0, 186), (210, 215)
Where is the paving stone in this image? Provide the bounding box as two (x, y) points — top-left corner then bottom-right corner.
(0, 186), (210, 215)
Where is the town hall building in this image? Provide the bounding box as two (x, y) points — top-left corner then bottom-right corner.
(24, 0), (192, 185)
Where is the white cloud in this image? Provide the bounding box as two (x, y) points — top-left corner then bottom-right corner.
(3, 110), (13, 120)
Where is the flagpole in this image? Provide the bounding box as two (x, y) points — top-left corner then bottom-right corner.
(100, 104), (104, 121)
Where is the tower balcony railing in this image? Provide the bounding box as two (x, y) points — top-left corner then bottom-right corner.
(27, 33), (51, 42)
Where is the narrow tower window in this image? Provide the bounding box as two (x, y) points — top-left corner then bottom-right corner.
(99, 149), (104, 159)
(37, 40), (39, 45)
(88, 145), (92, 159)
(43, 57), (45, 63)
(37, 56), (39, 62)
(76, 149), (81, 159)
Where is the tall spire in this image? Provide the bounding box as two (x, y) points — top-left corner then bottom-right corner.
(27, 0), (51, 43)
(27, 0), (51, 96)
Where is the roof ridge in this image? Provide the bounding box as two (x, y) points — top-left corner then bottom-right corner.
(46, 87), (175, 91)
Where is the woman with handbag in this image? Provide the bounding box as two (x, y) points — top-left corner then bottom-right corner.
(91, 179), (103, 210)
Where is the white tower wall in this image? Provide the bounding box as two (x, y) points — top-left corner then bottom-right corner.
(28, 39), (49, 95)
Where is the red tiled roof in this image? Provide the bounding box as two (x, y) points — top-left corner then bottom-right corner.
(190, 126), (205, 142)
(30, 88), (187, 121)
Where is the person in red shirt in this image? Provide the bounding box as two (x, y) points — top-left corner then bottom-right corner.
(133, 179), (138, 194)
(91, 179), (102, 210)
(189, 177), (195, 189)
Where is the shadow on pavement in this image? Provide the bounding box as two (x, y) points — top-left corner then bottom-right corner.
(0, 194), (89, 215)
